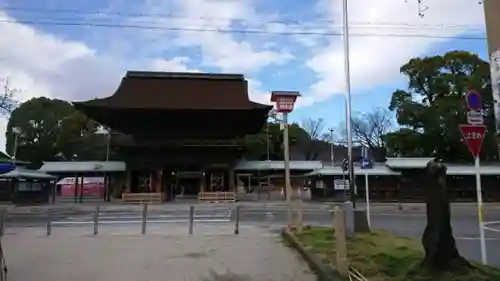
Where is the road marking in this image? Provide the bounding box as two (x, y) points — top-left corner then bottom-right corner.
(484, 225), (500, 233)
(52, 219), (230, 225)
(373, 213), (426, 217)
(266, 212), (274, 219)
(485, 220), (500, 224)
(456, 236), (500, 241)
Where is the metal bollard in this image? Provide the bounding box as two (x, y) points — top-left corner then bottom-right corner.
(234, 205), (240, 235)
(188, 206), (194, 234)
(93, 206), (100, 236)
(141, 203), (148, 235)
(46, 209), (52, 236)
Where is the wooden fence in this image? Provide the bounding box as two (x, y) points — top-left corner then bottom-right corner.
(122, 192), (163, 204)
(198, 191), (236, 203)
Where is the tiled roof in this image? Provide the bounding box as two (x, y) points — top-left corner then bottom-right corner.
(385, 157), (434, 169)
(304, 164), (401, 176)
(40, 161), (126, 173)
(0, 168), (56, 179)
(74, 71), (272, 110)
(235, 160), (323, 171)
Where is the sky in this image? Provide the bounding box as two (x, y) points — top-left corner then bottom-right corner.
(0, 0), (489, 152)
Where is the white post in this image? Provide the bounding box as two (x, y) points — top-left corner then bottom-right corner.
(475, 156), (487, 264)
(364, 172), (371, 228)
(283, 112), (293, 230)
(12, 133), (18, 164)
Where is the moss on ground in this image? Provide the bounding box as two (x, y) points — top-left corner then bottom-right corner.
(294, 227), (500, 281)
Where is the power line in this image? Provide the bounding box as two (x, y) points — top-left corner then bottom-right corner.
(0, 5), (485, 30)
(0, 19), (487, 41)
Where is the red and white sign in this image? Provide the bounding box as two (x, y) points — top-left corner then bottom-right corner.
(459, 124), (487, 158)
(467, 110), (484, 125)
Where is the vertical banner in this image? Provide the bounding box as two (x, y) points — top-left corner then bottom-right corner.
(489, 50), (500, 135)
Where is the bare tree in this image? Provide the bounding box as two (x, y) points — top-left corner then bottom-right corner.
(301, 118), (325, 140)
(338, 108), (394, 149)
(1, 77), (18, 115)
(353, 108), (393, 149)
(297, 118), (327, 160)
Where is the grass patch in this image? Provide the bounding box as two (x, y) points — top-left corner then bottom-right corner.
(294, 227), (500, 281)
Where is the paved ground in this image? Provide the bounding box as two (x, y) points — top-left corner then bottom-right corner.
(3, 202), (500, 267)
(3, 229), (316, 281)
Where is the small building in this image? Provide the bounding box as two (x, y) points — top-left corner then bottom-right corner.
(39, 161), (126, 202)
(0, 167), (56, 204)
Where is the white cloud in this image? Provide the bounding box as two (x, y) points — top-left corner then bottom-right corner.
(247, 78), (272, 105)
(305, 0), (485, 104)
(0, 0), (488, 153)
(142, 0), (294, 73)
(150, 57), (201, 72)
(0, 12), (125, 150)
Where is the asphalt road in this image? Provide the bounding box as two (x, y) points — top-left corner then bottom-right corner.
(3, 203), (500, 267)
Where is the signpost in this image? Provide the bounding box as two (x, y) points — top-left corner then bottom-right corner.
(334, 179), (349, 191)
(360, 147), (372, 227)
(460, 90), (487, 264)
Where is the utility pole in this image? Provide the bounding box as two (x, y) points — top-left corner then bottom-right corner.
(483, 0), (500, 157)
(342, 0), (356, 208)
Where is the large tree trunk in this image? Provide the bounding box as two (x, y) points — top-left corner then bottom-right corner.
(421, 160), (470, 271)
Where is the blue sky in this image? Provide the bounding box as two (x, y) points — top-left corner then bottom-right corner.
(0, 0), (488, 148)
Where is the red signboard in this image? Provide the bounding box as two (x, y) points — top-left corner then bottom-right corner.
(459, 124), (487, 157)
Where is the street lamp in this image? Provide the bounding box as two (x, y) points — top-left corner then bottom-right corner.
(11, 127), (22, 164)
(270, 91), (300, 230)
(328, 128), (335, 165)
(105, 127), (111, 202)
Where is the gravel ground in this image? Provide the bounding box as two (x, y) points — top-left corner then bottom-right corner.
(2, 229), (316, 281)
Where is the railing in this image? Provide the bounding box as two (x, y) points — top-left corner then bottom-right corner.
(198, 191), (236, 202)
(122, 192), (163, 204)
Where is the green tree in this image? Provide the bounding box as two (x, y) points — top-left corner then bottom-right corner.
(6, 97), (105, 166)
(385, 50), (496, 161)
(242, 122), (308, 160)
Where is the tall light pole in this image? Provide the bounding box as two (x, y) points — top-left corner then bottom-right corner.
(342, 0), (356, 208)
(105, 127), (111, 161)
(266, 121), (271, 161)
(104, 127), (111, 201)
(270, 91), (300, 230)
(11, 127), (22, 164)
(329, 128), (335, 165)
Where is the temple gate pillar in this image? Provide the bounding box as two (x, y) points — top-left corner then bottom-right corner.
(200, 171), (206, 192)
(229, 168), (235, 192)
(125, 170), (131, 193)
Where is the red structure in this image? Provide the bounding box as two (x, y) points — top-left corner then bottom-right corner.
(270, 91), (300, 113)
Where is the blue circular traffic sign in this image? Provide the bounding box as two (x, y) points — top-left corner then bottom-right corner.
(466, 91), (482, 111)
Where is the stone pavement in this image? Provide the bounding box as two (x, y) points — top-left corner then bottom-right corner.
(2, 227), (316, 281)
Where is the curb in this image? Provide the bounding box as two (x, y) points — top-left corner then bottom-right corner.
(281, 229), (342, 281)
